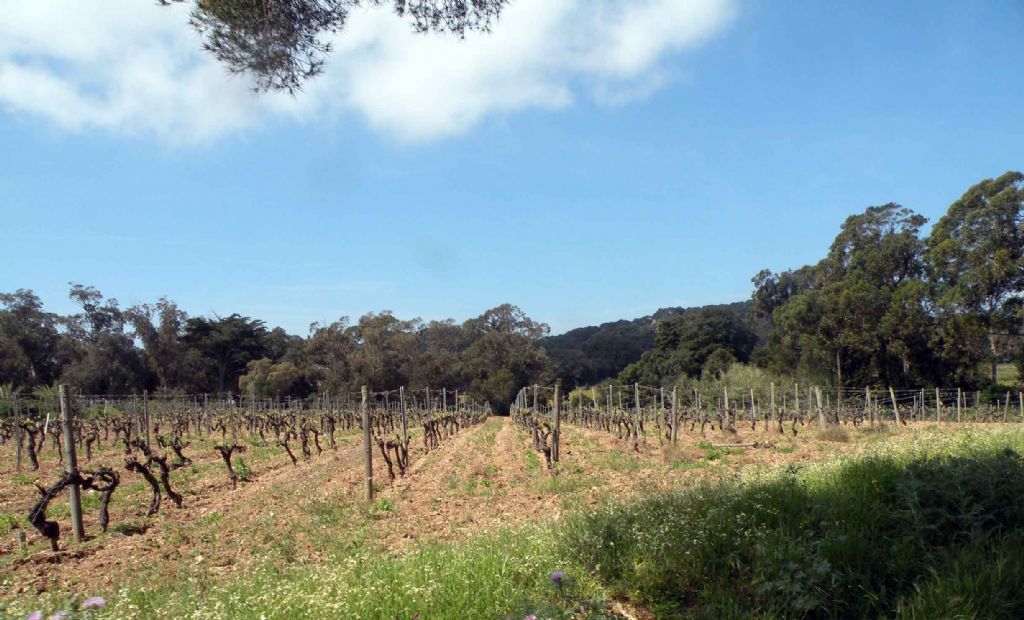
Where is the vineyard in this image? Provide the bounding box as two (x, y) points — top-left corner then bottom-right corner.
(2, 382), (1024, 618)
(513, 382), (1024, 469)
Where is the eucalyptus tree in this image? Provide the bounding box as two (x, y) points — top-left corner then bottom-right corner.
(58, 284), (152, 394)
(126, 298), (190, 392)
(927, 171), (1024, 383)
(754, 203), (936, 387)
(458, 304), (551, 411)
(0, 290), (64, 388)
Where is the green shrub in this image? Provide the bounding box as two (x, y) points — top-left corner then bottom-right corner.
(561, 438), (1024, 618)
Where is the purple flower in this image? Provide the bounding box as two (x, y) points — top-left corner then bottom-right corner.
(26, 612), (43, 620)
(82, 597), (106, 609)
(550, 570), (565, 585)
(524, 616), (538, 620)
(48, 613), (69, 620)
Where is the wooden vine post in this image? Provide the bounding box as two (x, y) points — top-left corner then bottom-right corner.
(361, 386), (372, 502)
(607, 384), (613, 419)
(670, 387), (678, 444)
(144, 389), (151, 449)
(794, 383), (799, 419)
(866, 386), (873, 428)
(14, 394), (22, 471)
(815, 387), (825, 429)
(552, 382), (561, 463)
(634, 383), (642, 446)
(956, 387), (962, 423)
(59, 385), (85, 543)
(889, 386), (902, 427)
(399, 386), (408, 444)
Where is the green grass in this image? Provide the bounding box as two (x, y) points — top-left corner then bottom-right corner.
(536, 469), (595, 496)
(6, 527), (598, 620)
(0, 512), (19, 536)
(562, 429), (1024, 618)
(696, 440), (740, 462)
(525, 450), (542, 474)
(593, 448), (645, 472)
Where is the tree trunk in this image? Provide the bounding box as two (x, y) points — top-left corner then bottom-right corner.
(835, 349), (843, 388)
(217, 360), (227, 394)
(989, 329), (999, 385)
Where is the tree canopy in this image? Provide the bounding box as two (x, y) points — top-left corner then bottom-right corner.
(753, 171), (1024, 389)
(161, 0), (509, 92)
(0, 287), (550, 411)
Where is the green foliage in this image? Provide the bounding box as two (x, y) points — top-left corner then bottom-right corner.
(561, 433), (1024, 618)
(928, 171), (1024, 384)
(701, 347), (736, 380)
(895, 533), (1024, 619)
(239, 358), (305, 400)
(181, 313), (276, 393)
(673, 362), (794, 410)
(0, 511), (19, 536)
(456, 305), (551, 412)
(619, 307), (759, 386)
(0, 290), (64, 388)
(46, 526), (571, 620)
(543, 301), (763, 387)
(234, 458), (252, 481)
(753, 174), (1024, 389)
(0, 286), (551, 408)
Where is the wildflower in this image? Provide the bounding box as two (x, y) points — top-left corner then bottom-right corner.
(26, 612), (43, 620)
(82, 597), (106, 609)
(48, 613), (69, 620)
(524, 616), (538, 620)
(550, 570), (565, 586)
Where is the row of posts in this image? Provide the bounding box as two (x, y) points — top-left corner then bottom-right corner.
(520, 382), (1024, 437)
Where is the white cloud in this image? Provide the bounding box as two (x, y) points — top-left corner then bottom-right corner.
(0, 0), (736, 145)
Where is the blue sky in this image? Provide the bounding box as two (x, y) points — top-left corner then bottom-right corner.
(1, 0), (1022, 335)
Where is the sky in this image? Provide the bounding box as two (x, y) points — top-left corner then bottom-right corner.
(1, 0), (1022, 336)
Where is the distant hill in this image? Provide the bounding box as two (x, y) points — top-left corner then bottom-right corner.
(541, 300), (763, 385)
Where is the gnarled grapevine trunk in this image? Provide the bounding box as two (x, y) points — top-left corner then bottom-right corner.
(28, 474), (75, 551)
(82, 467), (120, 532)
(214, 444), (245, 489)
(125, 457), (162, 516)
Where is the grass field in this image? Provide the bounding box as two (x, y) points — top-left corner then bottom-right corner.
(3, 420), (1024, 618)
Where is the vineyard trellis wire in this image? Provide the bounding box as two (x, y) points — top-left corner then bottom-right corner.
(512, 382), (1024, 462)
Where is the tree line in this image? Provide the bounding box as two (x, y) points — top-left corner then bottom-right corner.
(618, 171), (1023, 391)
(3, 172), (1021, 404)
(0, 289), (552, 411)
